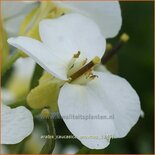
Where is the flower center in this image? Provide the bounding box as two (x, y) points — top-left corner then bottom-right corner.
(67, 52), (101, 85)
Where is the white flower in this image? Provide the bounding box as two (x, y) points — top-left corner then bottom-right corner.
(8, 13), (141, 149)
(2, 1), (36, 36)
(2, 104), (34, 144)
(54, 1), (122, 38)
(13, 58), (35, 80)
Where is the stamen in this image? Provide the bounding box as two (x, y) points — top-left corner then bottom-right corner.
(89, 75), (98, 80)
(68, 58), (88, 75)
(92, 56), (101, 64)
(68, 51), (81, 69)
(71, 71), (98, 85)
(120, 33), (130, 42)
(73, 51), (80, 58)
(69, 56), (101, 82)
(101, 33), (130, 64)
(106, 43), (113, 51)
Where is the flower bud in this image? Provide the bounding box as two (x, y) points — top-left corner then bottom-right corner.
(27, 72), (63, 111)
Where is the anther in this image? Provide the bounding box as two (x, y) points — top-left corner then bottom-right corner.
(89, 75), (98, 80)
(73, 51), (81, 58)
(92, 56), (101, 65)
(120, 33), (130, 42)
(68, 51), (81, 69)
(106, 43), (113, 51)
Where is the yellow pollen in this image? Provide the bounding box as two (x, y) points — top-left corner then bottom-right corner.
(120, 33), (130, 42)
(106, 43), (113, 51)
(92, 56), (101, 65)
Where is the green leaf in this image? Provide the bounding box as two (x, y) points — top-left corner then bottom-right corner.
(30, 63), (44, 90)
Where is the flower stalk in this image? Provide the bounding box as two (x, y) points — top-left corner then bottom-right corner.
(101, 33), (129, 64)
(2, 51), (21, 76)
(30, 63), (44, 90)
(76, 146), (90, 154)
(39, 118), (56, 154)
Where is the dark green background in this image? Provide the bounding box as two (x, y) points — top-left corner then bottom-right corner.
(105, 1), (154, 153)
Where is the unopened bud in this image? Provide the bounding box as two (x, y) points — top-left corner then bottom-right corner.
(41, 108), (50, 119)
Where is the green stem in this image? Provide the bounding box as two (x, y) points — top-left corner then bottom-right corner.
(101, 33), (129, 65)
(2, 52), (21, 76)
(31, 109), (42, 116)
(39, 119), (56, 154)
(101, 41), (123, 65)
(30, 63), (43, 90)
(76, 146), (90, 154)
(16, 136), (30, 153)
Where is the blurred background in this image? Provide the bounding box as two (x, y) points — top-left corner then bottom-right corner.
(2, 1), (154, 154)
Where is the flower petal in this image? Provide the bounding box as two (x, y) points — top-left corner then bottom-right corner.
(8, 37), (68, 80)
(58, 72), (141, 149)
(39, 13), (106, 61)
(92, 71), (141, 138)
(2, 104), (34, 144)
(55, 1), (122, 38)
(2, 1), (36, 36)
(4, 15), (25, 37)
(58, 84), (116, 149)
(14, 58), (35, 79)
(2, 1), (35, 19)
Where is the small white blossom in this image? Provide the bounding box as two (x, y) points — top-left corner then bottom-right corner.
(55, 1), (122, 38)
(2, 104), (34, 144)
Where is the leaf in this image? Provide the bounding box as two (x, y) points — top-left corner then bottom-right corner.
(30, 63), (44, 90)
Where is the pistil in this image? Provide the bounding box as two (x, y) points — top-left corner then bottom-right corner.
(69, 56), (101, 82)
